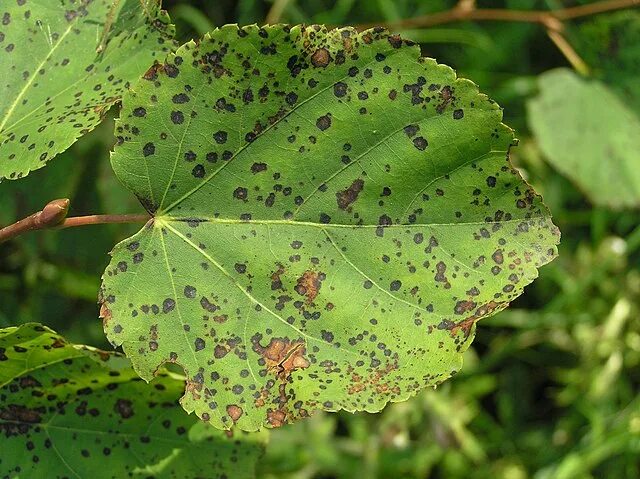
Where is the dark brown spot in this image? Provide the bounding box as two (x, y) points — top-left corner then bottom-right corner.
(114, 399), (133, 419)
(454, 300), (477, 315)
(316, 114), (331, 131)
(336, 178), (364, 209)
(413, 137), (428, 151)
(251, 162), (267, 174)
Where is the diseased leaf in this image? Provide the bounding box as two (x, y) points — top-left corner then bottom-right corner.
(0, 323), (265, 479)
(528, 68), (640, 209)
(101, 25), (559, 431)
(0, 0), (175, 181)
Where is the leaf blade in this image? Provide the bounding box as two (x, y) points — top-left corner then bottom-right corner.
(0, 0), (175, 181)
(528, 68), (640, 209)
(0, 323), (265, 479)
(103, 25), (559, 431)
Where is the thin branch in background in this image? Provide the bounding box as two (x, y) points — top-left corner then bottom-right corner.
(265, 0), (292, 24)
(0, 199), (149, 244)
(356, 0), (640, 30)
(555, 0), (640, 19)
(456, 0), (476, 14)
(546, 29), (591, 76)
(355, 0), (638, 76)
(539, 15), (591, 76)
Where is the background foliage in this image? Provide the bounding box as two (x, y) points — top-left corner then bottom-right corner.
(1, 1), (639, 478)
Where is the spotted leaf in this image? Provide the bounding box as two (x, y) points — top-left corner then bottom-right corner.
(0, 323), (266, 478)
(102, 25), (560, 431)
(0, 0), (175, 181)
(528, 68), (640, 209)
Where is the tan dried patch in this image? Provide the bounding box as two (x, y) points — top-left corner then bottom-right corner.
(226, 404), (243, 422)
(295, 270), (323, 304)
(143, 61), (163, 80)
(99, 302), (112, 328)
(252, 336), (311, 427)
(436, 85), (454, 113)
(450, 300), (508, 337)
(50, 338), (66, 349)
(342, 36), (353, 52)
(348, 382), (366, 394)
(267, 409), (287, 428)
(347, 362), (398, 395)
(454, 300), (477, 315)
(310, 48), (330, 67)
(185, 378), (203, 400)
(270, 264), (285, 291)
(254, 388), (269, 408)
(254, 337), (310, 379)
(96, 350), (111, 361)
(92, 102), (111, 118)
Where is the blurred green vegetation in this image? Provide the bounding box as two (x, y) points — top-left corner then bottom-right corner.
(1, 1), (639, 478)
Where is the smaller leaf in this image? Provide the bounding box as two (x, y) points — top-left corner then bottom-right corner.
(0, 0), (176, 181)
(527, 68), (640, 209)
(0, 323), (266, 479)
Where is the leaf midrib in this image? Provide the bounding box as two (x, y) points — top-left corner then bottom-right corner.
(0, 18), (76, 133)
(156, 213), (552, 328)
(0, 350), (86, 389)
(1, 420), (195, 447)
(159, 214), (552, 327)
(3, 10), (166, 136)
(0, 329), (87, 388)
(157, 216), (550, 229)
(163, 221), (361, 357)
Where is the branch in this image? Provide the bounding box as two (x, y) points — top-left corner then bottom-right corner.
(546, 29), (590, 75)
(356, 0), (639, 30)
(0, 199), (149, 244)
(355, 0), (637, 77)
(265, 0), (292, 24)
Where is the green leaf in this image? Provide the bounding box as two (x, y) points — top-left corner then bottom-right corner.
(528, 68), (640, 209)
(0, 0), (175, 181)
(101, 25), (559, 431)
(0, 323), (266, 478)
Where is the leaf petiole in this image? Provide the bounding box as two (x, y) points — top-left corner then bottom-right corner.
(0, 199), (149, 244)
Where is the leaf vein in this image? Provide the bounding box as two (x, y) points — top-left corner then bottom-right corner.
(159, 47), (403, 214)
